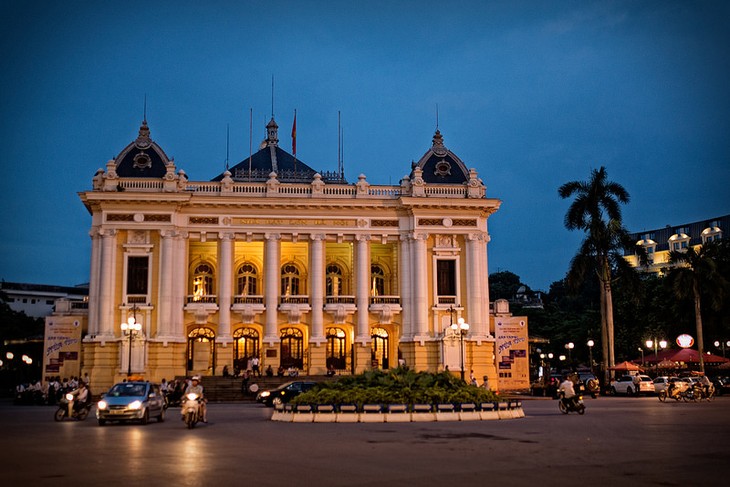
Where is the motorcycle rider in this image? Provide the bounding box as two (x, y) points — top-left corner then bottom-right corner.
(67, 381), (90, 417)
(183, 376), (207, 423)
(559, 374), (577, 409)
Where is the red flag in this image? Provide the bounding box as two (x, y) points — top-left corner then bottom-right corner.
(291, 110), (297, 156)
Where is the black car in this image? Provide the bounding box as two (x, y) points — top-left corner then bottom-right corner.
(256, 381), (317, 407)
(712, 376), (730, 395)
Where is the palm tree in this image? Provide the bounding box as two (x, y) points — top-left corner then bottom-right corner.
(559, 167), (636, 386)
(668, 240), (728, 373)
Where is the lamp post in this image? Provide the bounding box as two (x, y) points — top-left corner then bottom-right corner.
(587, 340), (594, 374)
(450, 315), (470, 381)
(714, 340), (730, 358)
(121, 305), (142, 377)
(638, 347), (644, 366)
(565, 342), (574, 363)
(645, 338), (667, 374)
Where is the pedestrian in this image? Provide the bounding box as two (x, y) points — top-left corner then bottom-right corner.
(252, 356), (260, 377)
(241, 370), (250, 395)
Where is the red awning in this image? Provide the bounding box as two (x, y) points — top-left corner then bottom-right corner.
(643, 348), (729, 365)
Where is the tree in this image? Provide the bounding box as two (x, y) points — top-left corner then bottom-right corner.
(668, 239), (729, 373)
(558, 166), (639, 385)
(489, 270), (525, 301)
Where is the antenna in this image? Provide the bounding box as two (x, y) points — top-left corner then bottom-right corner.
(225, 123), (230, 171)
(436, 103), (439, 130)
(271, 75), (275, 118)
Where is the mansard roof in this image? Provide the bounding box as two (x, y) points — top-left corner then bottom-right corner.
(113, 120), (171, 178)
(411, 130), (470, 184)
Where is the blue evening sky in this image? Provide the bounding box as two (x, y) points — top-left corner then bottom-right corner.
(1, 0), (728, 292)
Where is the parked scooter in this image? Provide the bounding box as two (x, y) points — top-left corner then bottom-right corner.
(54, 393), (91, 421)
(181, 392), (202, 429)
(658, 383), (683, 402)
(558, 392), (586, 415)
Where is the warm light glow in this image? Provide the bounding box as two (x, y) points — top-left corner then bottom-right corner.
(559, 355), (566, 361)
(659, 340), (667, 349)
(587, 339), (594, 348)
(646, 339), (653, 349)
(716, 341), (721, 347)
(540, 353), (545, 359)
(128, 317), (136, 326)
(548, 353), (553, 359)
(676, 334), (694, 348)
(567, 342), (574, 349)
(6, 352), (13, 360)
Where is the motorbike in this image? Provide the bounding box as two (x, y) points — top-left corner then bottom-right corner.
(54, 393), (91, 421)
(181, 392), (202, 429)
(558, 392), (585, 415)
(691, 383), (715, 402)
(658, 384), (682, 402)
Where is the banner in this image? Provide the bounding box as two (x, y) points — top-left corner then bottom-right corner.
(494, 316), (529, 390)
(43, 317), (83, 380)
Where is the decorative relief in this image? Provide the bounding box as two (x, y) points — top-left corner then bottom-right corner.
(371, 220), (399, 227)
(144, 214), (171, 222)
(128, 230), (148, 244)
(452, 219), (477, 227)
(190, 217), (219, 225)
(418, 218), (442, 226)
(234, 218), (356, 226)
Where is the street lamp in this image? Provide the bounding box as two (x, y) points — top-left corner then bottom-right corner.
(714, 340), (730, 358)
(450, 315), (470, 381)
(587, 340), (595, 373)
(645, 338), (667, 374)
(121, 306), (142, 377)
(638, 347), (644, 366)
(565, 342), (574, 363)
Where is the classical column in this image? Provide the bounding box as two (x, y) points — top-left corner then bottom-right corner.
(87, 228), (102, 337)
(465, 233), (484, 336)
(97, 229), (117, 339)
(411, 233), (429, 339)
(398, 234), (412, 339)
(264, 233), (281, 343)
(157, 230), (174, 338)
(217, 232), (233, 341)
(170, 231), (188, 340)
(481, 233), (492, 337)
(309, 234), (325, 342)
(355, 234), (371, 342)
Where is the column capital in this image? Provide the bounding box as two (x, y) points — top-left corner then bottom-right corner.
(355, 234), (371, 243)
(264, 233), (281, 241)
(99, 228), (118, 238)
(218, 231), (235, 241)
(310, 233), (326, 242)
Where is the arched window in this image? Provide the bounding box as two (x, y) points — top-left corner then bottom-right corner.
(187, 327), (215, 374)
(326, 264), (344, 296)
(192, 263), (214, 300)
(237, 263), (258, 295)
(280, 327), (304, 369)
(326, 327), (347, 369)
(281, 263), (300, 296)
(233, 327), (259, 371)
(371, 264), (386, 296)
(371, 327), (390, 369)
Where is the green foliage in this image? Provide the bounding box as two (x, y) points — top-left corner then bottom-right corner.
(291, 368), (500, 407)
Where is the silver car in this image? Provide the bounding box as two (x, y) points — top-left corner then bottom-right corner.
(96, 381), (165, 425)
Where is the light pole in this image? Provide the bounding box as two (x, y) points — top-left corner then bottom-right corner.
(451, 315), (470, 381)
(121, 305), (142, 377)
(645, 338), (667, 374)
(565, 342), (574, 363)
(587, 340), (594, 374)
(638, 347), (644, 366)
(714, 340), (730, 358)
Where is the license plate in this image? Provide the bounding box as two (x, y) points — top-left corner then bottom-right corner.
(110, 409), (125, 415)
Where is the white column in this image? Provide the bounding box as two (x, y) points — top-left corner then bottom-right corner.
(309, 234), (325, 342)
(157, 230), (174, 338)
(412, 233), (429, 339)
(481, 233), (492, 337)
(98, 229), (117, 339)
(218, 232), (233, 341)
(170, 231), (187, 340)
(398, 234), (412, 339)
(87, 228), (102, 337)
(264, 233), (281, 343)
(355, 234), (370, 342)
(465, 233), (482, 336)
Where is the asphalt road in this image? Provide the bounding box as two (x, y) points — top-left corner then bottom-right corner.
(2, 396), (728, 486)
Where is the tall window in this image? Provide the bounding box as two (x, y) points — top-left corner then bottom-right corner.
(371, 264), (385, 296)
(436, 260), (456, 296)
(371, 327), (390, 369)
(326, 327), (347, 369)
(233, 327), (259, 370)
(281, 263), (300, 296)
(237, 263), (258, 295)
(187, 327), (215, 373)
(326, 264), (343, 296)
(127, 256), (149, 295)
(192, 263), (215, 300)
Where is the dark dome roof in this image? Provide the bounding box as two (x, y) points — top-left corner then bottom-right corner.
(114, 120), (171, 178)
(411, 130), (470, 184)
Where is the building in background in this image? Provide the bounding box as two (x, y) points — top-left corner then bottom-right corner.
(624, 214), (729, 274)
(1, 281), (88, 318)
(45, 116), (505, 392)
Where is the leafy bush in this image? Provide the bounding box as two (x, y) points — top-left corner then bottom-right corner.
(292, 367), (500, 407)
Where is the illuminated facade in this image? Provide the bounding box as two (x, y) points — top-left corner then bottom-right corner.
(624, 215), (728, 274)
(59, 117), (502, 391)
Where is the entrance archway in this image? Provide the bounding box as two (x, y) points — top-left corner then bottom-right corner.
(280, 327), (304, 369)
(187, 327), (215, 374)
(326, 327), (347, 370)
(233, 327), (260, 371)
(371, 327), (390, 369)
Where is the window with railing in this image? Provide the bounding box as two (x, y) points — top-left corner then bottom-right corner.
(281, 263), (301, 296)
(326, 264), (344, 296)
(237, 263), (258, 296)
(191, 263), (215, 302)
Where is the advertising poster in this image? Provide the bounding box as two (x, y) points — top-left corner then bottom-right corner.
(495, 317), (529, 390)
(43, 318), (83, 380)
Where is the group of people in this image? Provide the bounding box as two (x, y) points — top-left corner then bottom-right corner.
(15, 374), (92, 406)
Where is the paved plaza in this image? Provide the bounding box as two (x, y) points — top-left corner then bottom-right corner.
(2, 396), (728, 486)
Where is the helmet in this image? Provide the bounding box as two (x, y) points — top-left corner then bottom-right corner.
(191, 376), (200, 381)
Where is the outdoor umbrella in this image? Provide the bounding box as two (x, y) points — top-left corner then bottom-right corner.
(609, 361), (643, 372)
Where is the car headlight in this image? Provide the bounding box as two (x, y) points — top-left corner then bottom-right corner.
(128, 400), (142, 410)
(97, 400), (107, 410)
(260, 391), (270, 398)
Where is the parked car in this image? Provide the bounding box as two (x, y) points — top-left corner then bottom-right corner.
(96, 381), (166, 425)
(577, 372), (600, 397)
(711, 376), (730, 395)
(611, 375), (654, 396)
(256, 381), (317, 407)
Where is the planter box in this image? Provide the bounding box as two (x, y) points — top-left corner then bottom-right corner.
(435, 404), (459, 422)
(459, 403), (480, 421)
